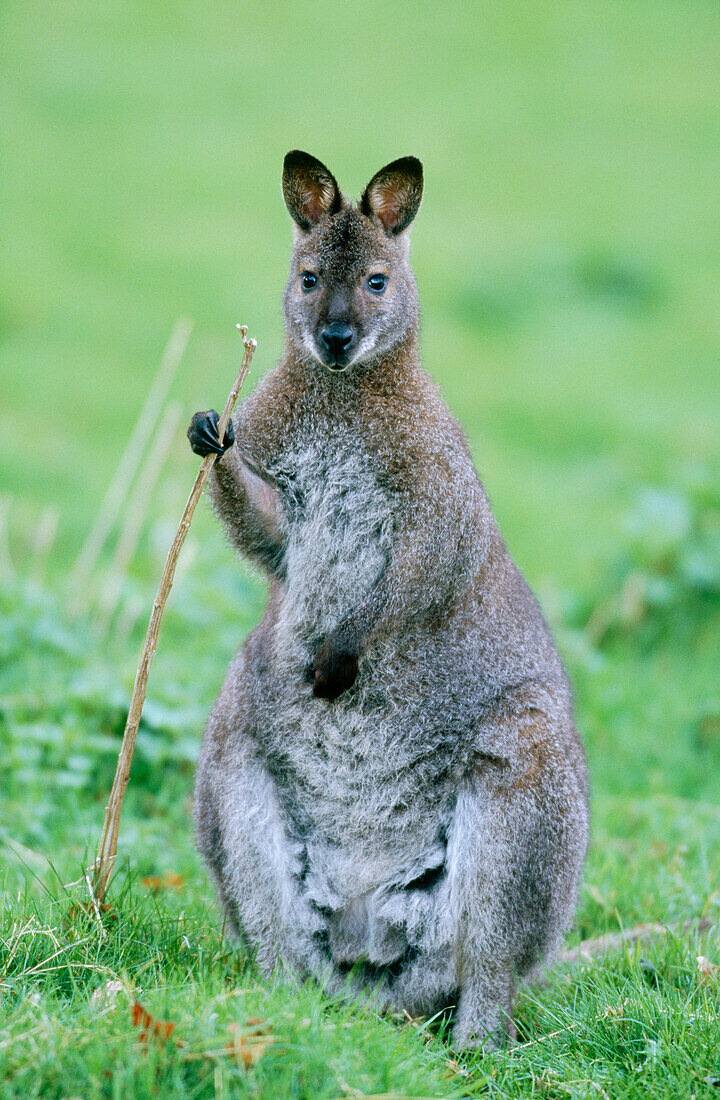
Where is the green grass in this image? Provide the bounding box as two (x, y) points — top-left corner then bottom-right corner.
(2, 0), (720, 1095)
(2, 577), (719, 1098)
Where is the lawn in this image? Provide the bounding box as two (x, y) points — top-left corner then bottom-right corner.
(1, 1), (719, 1096)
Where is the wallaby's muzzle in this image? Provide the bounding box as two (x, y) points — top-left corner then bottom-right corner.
(320, 323), (355, 370)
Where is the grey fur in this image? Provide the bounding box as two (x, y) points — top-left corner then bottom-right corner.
(192, 152), (589, 1050)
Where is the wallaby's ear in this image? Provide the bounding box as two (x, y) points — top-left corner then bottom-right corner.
(360, 156), (423, 235)
(282, 150), (342, 232)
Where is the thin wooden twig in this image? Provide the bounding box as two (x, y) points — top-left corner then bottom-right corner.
(92, 325), (257, 902)
(68, 318), (193, 609)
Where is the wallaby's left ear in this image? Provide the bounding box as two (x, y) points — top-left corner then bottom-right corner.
(360, 156), (423, 235)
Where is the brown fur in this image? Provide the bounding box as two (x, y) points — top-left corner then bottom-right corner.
(190, 152), (589, 1050)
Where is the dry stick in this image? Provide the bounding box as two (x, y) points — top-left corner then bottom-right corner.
(512, 919), (716, 1054)
(92, 326), (257, 903)
(68, 317), (193, 609)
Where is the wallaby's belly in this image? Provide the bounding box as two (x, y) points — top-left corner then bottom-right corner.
(266, 631), (466, 905)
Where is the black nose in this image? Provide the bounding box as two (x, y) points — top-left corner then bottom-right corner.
(321, 324), (354, 361)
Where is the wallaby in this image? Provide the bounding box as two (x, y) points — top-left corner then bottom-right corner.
(188, 150), (589, 1050)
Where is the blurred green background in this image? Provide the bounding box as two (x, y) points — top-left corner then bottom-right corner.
(3, 0), (718, 574)
(2, 0), (719, 799)
(1, 4), (720, 1094)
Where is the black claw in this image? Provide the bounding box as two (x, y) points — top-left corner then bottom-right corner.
(194, 426), (224, 456)
(187, 410), (235, 457)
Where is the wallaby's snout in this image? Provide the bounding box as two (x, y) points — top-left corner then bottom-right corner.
(321, 322), (355, 370)
(281, 150), (424, 373)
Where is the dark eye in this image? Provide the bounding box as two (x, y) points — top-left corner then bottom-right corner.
(367, 273), (387, 293)
(301, 271), (318, 291)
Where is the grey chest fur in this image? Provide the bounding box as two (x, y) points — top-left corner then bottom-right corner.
(270, 438), (395, 647)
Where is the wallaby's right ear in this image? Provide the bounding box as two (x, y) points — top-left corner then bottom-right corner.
(282, 150), (342, 232)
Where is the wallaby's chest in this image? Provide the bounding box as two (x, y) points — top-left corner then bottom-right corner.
(268, 433), (395, 638)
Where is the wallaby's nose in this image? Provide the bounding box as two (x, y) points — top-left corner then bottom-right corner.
(321, 323), (354, 363)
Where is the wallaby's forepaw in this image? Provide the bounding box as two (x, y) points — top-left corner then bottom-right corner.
(312, 635), (359, 700)
(187, 410), (235, 457)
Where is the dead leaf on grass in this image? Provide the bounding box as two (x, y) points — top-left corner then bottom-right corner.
(141, 871), (185, 892)
(225, 1019), (273, 1068)
(131, 1000), (185, 1047)
(90, 978), (125, 1011)
(601, 998), (630, 1019)
(697, 955), (719, 985)
(444, 1058), (471, 1078)
(130, 1003), (273, 1069)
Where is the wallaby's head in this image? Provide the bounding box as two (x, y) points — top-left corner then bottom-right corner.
(282, 151), (423, 372)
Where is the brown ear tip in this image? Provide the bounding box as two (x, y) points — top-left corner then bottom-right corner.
(284, 149), (316, 172)
(387, 156), (423, 181)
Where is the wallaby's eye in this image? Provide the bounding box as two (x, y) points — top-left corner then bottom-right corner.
(367, 273), (387, 294)
(301, 271), (318, 292)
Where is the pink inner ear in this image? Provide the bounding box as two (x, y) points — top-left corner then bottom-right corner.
(368, 177), (408, 230)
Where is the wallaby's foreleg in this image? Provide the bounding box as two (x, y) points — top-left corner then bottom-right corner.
(187, 410), (287, 573)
